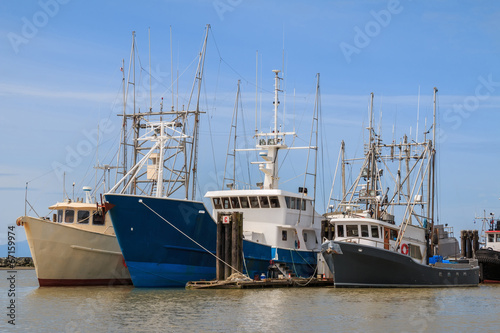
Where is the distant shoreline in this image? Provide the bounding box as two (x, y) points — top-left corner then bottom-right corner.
(0, 266), (34, 270)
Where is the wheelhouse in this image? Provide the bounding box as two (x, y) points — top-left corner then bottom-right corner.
(48, 200), (112, 233)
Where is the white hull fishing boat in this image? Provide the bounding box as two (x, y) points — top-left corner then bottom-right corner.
(205, 70), (323, 279)
(16, 188), (131, 286)
(321, 89), (479, 287)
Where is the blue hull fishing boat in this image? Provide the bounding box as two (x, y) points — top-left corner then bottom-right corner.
(105, 195), (216, 287)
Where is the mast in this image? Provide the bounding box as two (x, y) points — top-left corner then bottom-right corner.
(368, 93), (377, 214)
(222, 80), (240, 189)
(188, 23), (210, 200)
(149, 27), (152, 112)
(310, 73), (320, 224)
(255, 50), (258, 137)
(431, 87), (438, 228)
(273, 69), (280, 140)
(130, 31), (138, 195)
(120, 58), (127, 183)
(170, 26), (174, 110)
(341, 140), (346, 200)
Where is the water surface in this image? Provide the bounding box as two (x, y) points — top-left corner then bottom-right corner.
(1, 270), (497, 332)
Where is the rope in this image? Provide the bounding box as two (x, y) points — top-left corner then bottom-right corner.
(139, 199), (246, 277)
(241, 250), (250, 278)
(293, 265), (319, 287)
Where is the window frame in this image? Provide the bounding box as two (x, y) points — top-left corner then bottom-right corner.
(213, 198), (222, 209)
(77, 210), (90, 224)
(230, 197), (240, 209)
(346, 225), (359, 237)
(240, 197), (250, 208)
(64, 209), (74, 223)
(269, 196), (280, 208)
(259, 196), (270, 208)
(249, 196), (260, 208)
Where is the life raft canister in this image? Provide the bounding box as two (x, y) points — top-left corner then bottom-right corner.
(401, 243), (409, 255)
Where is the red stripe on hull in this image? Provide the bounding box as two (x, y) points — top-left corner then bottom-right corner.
(38, 278), (133, 287)
(482, 279), (500, 284)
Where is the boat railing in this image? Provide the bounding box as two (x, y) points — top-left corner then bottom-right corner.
(338, 236), (397, 251)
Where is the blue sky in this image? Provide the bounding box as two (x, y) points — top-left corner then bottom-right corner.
(1, 0), (499, 245)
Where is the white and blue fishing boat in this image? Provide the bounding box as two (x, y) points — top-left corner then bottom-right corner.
(205, 70), (322, 279)
(106, 68), (322, 287)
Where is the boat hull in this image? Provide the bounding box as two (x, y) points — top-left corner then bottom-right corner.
(242, 240), (317, 279)
(20, 216), (132, 286)
(105, 194), (318, 287)
(322, 241), (479, 287)
(105, 194), (217, 287)
(476, 248), (500, 283)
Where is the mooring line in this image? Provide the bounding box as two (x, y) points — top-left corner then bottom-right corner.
(139, 199), (246, 277)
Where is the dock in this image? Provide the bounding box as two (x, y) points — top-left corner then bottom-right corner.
(186, 277), (333, 289)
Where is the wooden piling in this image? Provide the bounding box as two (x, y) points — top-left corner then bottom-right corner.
(460, 230), (467, 258)
(217, 212), (244, 280)
(216, 214), (224, 280)
(473, 230), (479, 254)
(224, 218), (231, 279)
(231, 212), (243, 275)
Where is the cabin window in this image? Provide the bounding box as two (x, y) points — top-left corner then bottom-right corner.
(300, 199), (306, 211)
(269, 196), (280, 208)
(230, 197), (240, 209)
(303, 232), (308, 242)
(496, 234), (500, 242)
(282, 230), (287, 241)
(390, 229), (398, 241)
(488, 234), (494, 242)
(346, 225), (359, 237)
(290, 197), (296, 209)
(249, 196), (260, 208)
(337, 225), (344, 237)
(259, 196), (270, 208)
(361, 225), (369, 237)
(222, 197), (231, 209)
(65, 210), (74, 223)
(57, 210), (63, 223)
(409, 244), (422, 259)
(371, 225), (380, 238)
(92, 211), (105, 225)
(77, 210), (90, 224)
(240, 197), (250, 208)
(213, 198), (222, 209)
(285, 197), (291, 208)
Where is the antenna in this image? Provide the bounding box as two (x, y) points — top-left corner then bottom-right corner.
(170, 26), (174, 110)
(149, 27), (152, 112)
(416, 85), (420, 142)
(433, 87), (438, 145)
(255, 50), (258, 136)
